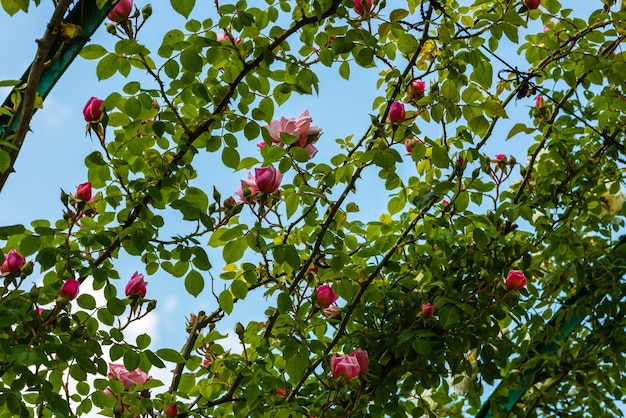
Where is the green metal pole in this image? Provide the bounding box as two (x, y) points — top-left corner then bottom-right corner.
(476, 235), (626, 417)
(0, 0), (115, 135)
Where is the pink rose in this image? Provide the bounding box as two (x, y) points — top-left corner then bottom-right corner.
(350, 349), (369, 376)
(60, 279), (80, 300)
(108, 363), (151, 390)
(235, 172), (259, 203)
(265, 110), (322, 155)
(202, 359), (212, 367)
(83, 97), (104, 122)
(421, 303), (434, 319)
(387, 101), (406, 124)
(412, 80), (426, 94)
(216, 32), (242, 44)
(315, 284), (337, 308)
(494, 154), (507, 161)
(505, 270), (527, 290)
(108, 0), (133, 22)
(352, 0), (373, 15)
(330, 353), (360, 381)
(1, 249), (26, 274)
(76, 181), (92, 201)
(255, 166), (283, 194)
(125, 271), (147, 298)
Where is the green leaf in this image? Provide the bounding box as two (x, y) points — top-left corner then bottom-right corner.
(80, 44), (108, 60)
(96, 54), (120, 80)
(156, 348), (186, 364)
(507, 122), (535, 140)
(231, 280), (248, 300)
(218, 290), (233, 314)
(185, 270), (205, 297)
(0, 149), (11, 173)
(431, 144), (450, 168)
(223, 239), (247, 263)
(171, 0), (195, 18)
(222, 147), (240, 169)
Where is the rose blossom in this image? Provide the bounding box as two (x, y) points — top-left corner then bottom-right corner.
(60, 278), (80, 300)
(108, 0), (133, 22)
(76, 181), (92, 201)
(505, 270), (527, 290)
(387, 101), (406, 124)
(264, 110), (322, 157)
(108, 363), (151, 390)
(331, 349), (368, 381)
(330, 353), (360, 381)
(125, 271), (148, 298)
(235, 172), (259, 203)
(494, 154), (507, 162)
(164, 403), (177, 418)
(216, 32), (242, 44)
(1, 249), (26, 274)
(83, 97), (104, 122)
(352, 0), (373, 15)
(422, 303), (434, 319)
(255, 166), (283, 194)
(315, 284), (337, 308)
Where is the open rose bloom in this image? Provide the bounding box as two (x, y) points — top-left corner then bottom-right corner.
(265, 110), (322, 158)
(108, 363), (151, 390)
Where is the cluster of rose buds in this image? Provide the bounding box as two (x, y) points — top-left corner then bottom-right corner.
(330, 349), (369, 381)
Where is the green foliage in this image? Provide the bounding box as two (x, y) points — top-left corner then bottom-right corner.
(2, 0), (626, 417)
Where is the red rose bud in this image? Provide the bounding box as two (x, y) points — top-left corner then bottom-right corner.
(352, 0), (373, 15)
(276, 388), (287, 396)
(421, 303), (434, 319)
(315, 284), (338, 308)
(108, 0), (133, 22)
(494, 154), (507, 162)
(1, 249), (26, 274)
(125, 271), (147, 298)
(387, 101), (406, 124)
(408, 79), (426, 101)
(524, 0), (540, 10)
(164, 403), (177, 418)
(255, 166), (283, 194)
(83, 97), (104, 122)
(505, 270), (527, 290)
(76, 181), (92, 201)
(535, 95), (543, 107)
(60, 278), (80, 300)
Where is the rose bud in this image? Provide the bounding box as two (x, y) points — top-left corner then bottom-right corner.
(387, 101), (406, 124)
(1, 249), (26, 274)
(350, 349), (369, 376)
(421, 303), (434, 319)
(524, 0), (540, 10)
(315, 284), (338, 308)
(255, 166), (283, 194)
(164, 403), (177, 418)
(505, 270), (527, 290)
(83, 97), (104, 122)
(330, 353), (360, 381)
(108, 0), (133, 22)
(353, 0), (374, 16)
(125, 271), (147, 298)
(60, 278), (80, 300)
(76, 181), (92, 201)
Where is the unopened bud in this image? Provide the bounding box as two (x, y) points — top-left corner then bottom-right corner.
(147, 300), (157, 312)
(141, 4), (152, 19)
(235, 322), (245, 338)
(29, 284), (39, 301)
(105, 23), (117, 35)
